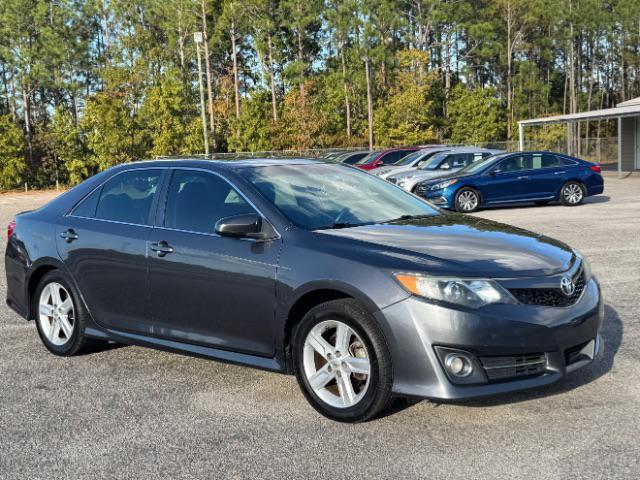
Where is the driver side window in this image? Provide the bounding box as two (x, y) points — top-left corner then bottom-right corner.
(164, 170), (255, 234)
(494, 155), (531, 174)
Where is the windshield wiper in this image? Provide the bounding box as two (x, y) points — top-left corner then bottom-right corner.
(316, 222), (362, 230)
(382, 214), (433, 224)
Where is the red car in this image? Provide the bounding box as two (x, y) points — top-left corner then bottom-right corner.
(355, 147), (421, 171)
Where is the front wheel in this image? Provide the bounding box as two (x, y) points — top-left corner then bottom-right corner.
(560, 181), (585, 206)
(454, 188), (481, 213)
(292, 299), (393, 423)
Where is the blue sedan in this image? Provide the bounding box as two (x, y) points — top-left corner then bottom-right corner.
(414, 151), (604, 212)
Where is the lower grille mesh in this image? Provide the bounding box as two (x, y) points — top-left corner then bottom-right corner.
(479, 353), (547, 381)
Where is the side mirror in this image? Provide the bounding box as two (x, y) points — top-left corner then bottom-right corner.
(440, 163), (451, 170)
(488, 169), (500, 176)
(215, 213), (274, 240)
(374, 159), (383, 167)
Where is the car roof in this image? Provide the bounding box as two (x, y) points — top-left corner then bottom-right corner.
(131, 157), (322, 169)
(436, 147), (503, 154)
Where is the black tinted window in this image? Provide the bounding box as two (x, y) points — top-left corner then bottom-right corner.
(95, 170), (161, 225)
(381, 151), (402, 164)
(533, 154), (575, 168)
(449, 154), (471, 168)
(72, 188), (101, 218)
(495, 155), (530, 173)
(164, 170), (255, 234)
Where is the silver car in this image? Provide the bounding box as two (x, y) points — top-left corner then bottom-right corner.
(372, 147), (451, 179)
(388, 148), (504, 192)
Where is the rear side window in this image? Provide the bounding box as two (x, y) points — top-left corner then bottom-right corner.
(534, 154), (576, 168)
(72, 188), (101, 218)
(94, 170), (161, 225)
(381, 151), (402, 164)
(164, 170), (255, 234)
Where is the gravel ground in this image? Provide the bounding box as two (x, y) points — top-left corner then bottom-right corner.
(0, 179), (638, 479)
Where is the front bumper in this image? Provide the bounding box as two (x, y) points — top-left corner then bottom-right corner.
(376, 277), (604, 400)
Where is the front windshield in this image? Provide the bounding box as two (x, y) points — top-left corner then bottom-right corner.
(355, 151), (381, 165)
(457, 153), (506, 175)
(239, 163), (440, 230)
(418, 153), (448, 170)
(394, 150), (423, 166)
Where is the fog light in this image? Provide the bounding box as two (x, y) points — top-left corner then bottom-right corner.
(445, 353), (473, 377)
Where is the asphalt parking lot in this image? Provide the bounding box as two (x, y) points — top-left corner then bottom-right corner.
(1, 177), (639, 479)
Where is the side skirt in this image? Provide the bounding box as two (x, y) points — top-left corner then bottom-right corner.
(85, 326), (286, 373)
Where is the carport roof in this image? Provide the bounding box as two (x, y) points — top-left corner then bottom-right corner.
(518, 97), (640, 126)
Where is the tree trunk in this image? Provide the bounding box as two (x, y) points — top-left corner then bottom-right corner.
(506, 1), (513, 139)
(444, 28), (451, 117)
(201, 0), (216, 149)
(8, 64), (18, 120)
(230, 19), (241, 121)
(297, 28), (305, 99)
(21, 78), (33, 165)
(364, 57), (374, 149)
(267, 35), (278, 121)
(341, 46), (351, 138)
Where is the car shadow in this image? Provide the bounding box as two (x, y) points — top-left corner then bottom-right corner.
(480, 195), (610, 211)
(379, 304), (622, 417)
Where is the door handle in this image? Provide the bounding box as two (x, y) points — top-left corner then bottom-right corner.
(517, 175), (530, 180)
(554, 171), (566, 175)
(60, 229), (79, 243)
(149, 241), (174, 257)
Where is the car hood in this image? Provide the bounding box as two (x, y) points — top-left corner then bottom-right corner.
(390, 168), (461, 182)
(317, 214), (575, 278)
(374, 165), (414, 177)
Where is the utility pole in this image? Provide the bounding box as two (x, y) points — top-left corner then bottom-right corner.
(194, 32), (209, 157)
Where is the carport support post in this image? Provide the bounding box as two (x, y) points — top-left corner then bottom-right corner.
(566, 122), (572, 156)
(518, 122), (524, 151)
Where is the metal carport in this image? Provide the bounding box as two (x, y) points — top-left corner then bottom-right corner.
(518, 97), (640, 177)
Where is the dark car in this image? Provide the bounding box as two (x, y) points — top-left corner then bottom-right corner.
(355, 147), (420, 171)
(415, 151), (604, 212)
(6, 159), (603, 422)
(336, 150), (370, 165)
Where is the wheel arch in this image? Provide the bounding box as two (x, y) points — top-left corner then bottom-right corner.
(280, 282), (380, 372)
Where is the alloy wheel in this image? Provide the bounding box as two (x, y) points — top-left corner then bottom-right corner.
(563, 183), (583, 204)
(38, 282), (75, 346)
(458, 190), (479, 212)
(302, 320), (371, 408)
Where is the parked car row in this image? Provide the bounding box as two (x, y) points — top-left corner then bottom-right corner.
(324, 146), (604, 213)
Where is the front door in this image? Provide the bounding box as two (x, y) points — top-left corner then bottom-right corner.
(57, 168), (164, 334)
(147, 169), (280, 356)
(480, 154), (533, 203)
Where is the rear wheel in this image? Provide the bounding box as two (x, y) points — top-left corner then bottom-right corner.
(454, 188), (481, 213)
(292, 299), (393, 423)
(560, 181), (585, 206)
(34, 270), (97, 356)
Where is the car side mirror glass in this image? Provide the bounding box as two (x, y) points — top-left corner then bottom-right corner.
(440, 163), (450, 170)
(215, 214), (274, 240)
(489, 169), (500, 176)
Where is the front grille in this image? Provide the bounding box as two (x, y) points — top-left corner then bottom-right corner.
(565, 341), (591, 365)
(414, 184), (426, 196)
(509, 267), (586, 307)
(479, 353), (547, 381)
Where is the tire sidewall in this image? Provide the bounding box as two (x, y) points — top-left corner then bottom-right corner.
(292, 301), (389, 422)
(560, 181), (585, 206)
(33, 270), (83, 355)
(455, 187), (480, 213)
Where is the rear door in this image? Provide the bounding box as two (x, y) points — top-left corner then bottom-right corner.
(527, 153), (576, 197)
(56, 168), (164, 334)
(147, 169), (280, 356)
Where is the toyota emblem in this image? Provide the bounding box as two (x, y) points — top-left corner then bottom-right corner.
(560, 276), (575, 296)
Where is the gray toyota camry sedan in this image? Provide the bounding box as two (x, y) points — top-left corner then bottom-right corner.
(5, 159), (603, 422)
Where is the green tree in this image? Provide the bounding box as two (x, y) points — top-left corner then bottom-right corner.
(0, 114), (28, 190)
(448, 84), (505, 144)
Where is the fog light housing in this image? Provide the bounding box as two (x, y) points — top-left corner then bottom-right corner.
(434, 346), (487, 385)
(445, 353), (473, 377)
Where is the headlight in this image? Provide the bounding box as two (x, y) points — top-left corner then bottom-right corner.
(430, 179), (458, 191)
(394, 273), (516, 309)
(574, 249), (592, 281)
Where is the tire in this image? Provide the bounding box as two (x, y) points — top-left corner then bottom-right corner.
(33, 270), (98, 356)
(560, 181), (586, 206)
(292, 299), (393, 423)
(454, 187), (481, 213)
